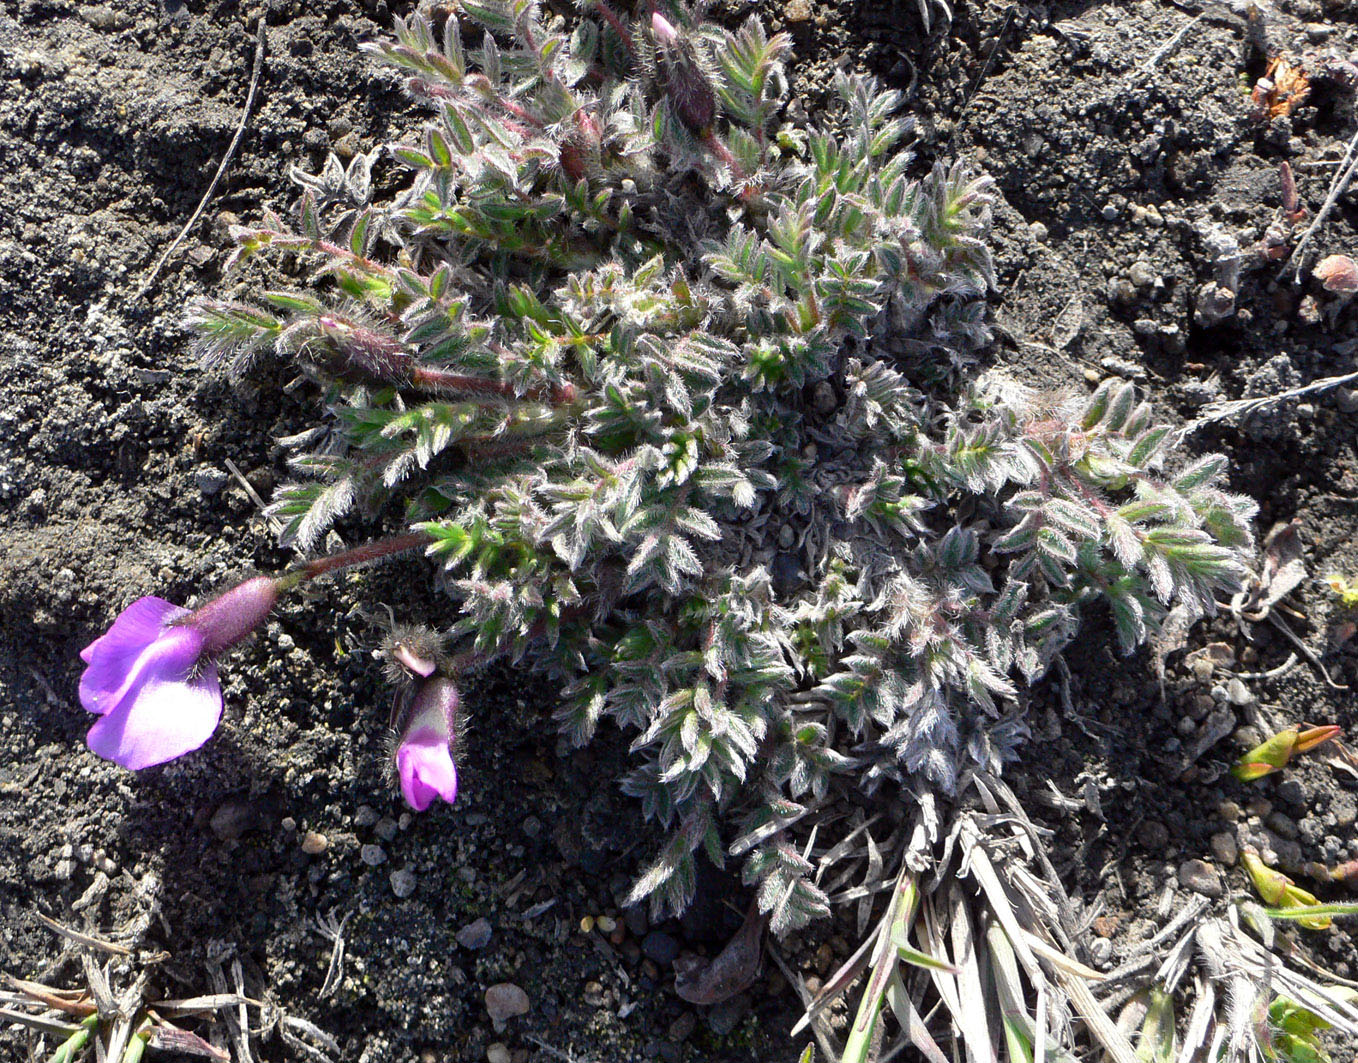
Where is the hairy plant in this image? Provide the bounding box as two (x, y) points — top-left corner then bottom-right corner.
(188, 0), (1255, 931)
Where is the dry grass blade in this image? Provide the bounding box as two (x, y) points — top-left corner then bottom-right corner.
(207, 959), (253, 1063)
(2, 976), (95, 1016)
(79, 953), (117, 1019)
(0, 1005), (87, 1036)
(882, 968), (948, 1063)
(766, 939), (840, 1063)
(947, 882), (997, 1063)
(1055, 969), (1138, 1063)
(101, 1014), (135, 1063)
(34, 913), (131, 956)
(1176, 977), (1215, 1063)
(278, 1014), (340, 1063)
(154, 993), (269, 1014)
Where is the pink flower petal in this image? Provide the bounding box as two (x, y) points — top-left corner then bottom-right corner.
(80, 621), (204, 717)
(396, 729), (458, 811)
(80, 596), (184, 661)
(85, 663), (221, 770)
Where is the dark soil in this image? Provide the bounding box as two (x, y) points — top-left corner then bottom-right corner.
(2, 1), (1356, 1061)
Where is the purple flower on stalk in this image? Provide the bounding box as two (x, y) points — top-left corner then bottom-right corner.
(79, 578), (279, 770)
(395, 676), (460, 811)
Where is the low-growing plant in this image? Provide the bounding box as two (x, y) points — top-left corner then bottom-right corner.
(84, 0), (1259, 936)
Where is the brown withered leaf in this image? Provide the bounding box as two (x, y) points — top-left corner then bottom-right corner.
(673, 900), (766, 1005)
(1252, 55), (1311, 119)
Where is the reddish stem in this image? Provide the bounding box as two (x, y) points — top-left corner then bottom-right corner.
(298, 531), (433, 582)
(409, 366), (578, 405)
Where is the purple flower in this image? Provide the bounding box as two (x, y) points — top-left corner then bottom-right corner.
(79, 578), (279, 770)
(395, 676), (460, 811)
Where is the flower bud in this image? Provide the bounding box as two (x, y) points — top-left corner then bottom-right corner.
(395, 676), (460, 811)
(652, 14), (716, 133)
(314, 315), (413, 383)
(1231, 724), (1340, 781)
(382, 624), (444, 684)
(1243, 849), (1330, 930)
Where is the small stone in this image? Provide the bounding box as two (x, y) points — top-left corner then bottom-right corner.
(777, 524), (795, 549)
(390, 869), (417, 898)
(1089, 937), (1113, 966)
(642, 931), (680, 966)
(281, 817), (297, 832)
(1276, 779), (1306, 808)
(522, 815), (542, 839)
(195, 468), (229, 496)
(360, 844), (387, 866)
(375, 817), (399, 843)
(1218, 800), (1242, 822)
(784, 0), (812, 21)
(1266, 811), (1299, 840)
(1179, 859), (1223, 898)
(1029, 221), (1048, 243)
(580, 915), (596, 934)
(457, 918), (493, 950)
(1335, 386), (1358, 414)
(1190, 657), (1214, 682)
(354, 805), (380, 828)
(1138, 820), (1170, 850)
(706, 994), (750, 1036)
(625, 906), (649, 938)
(1225, 678), (1254, 706)
(301, 831), (328, 854)
(487, 1044), (511, 1063)
(596, 915), (617, 934)
(668, 1013), (697, 1042)
(1128, 262), (1157, 288)
(1092, 915), (1120, 938)
(1210, 832), (1238, 866)
(210, 798), (256, 841)
(1107, 277), (1137, 305)
(485, 983), (531, 1027)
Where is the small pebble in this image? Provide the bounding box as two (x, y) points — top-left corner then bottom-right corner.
(487, 1044), (511, 1063)
(1225, 678), (1254, 706)
(668, 1013), (697, 1042)
(485, 983), (531, 1027)
(390, 869), (417, 898)
(281, 817), (297, 832)
(1128, 261), (1157, 288)
(1210, 832), (1238, 866)
(360, 844), (387, 866)
(642, 931), (680, 966)
(1138, 820), (1170, 850)
(1266, 811), (1299, 840)
(195, 468), (229, 496)
(354, 805), (379, 828)
(625, 906), (649, 938)
(706, 995), (750, 1037)
(210, 798), (255, 841)
(375, 817), (399, 843)
(596, 915), (617, 934)
(301, 831), (328, 854)
(1179, 859), (1223, 898)
(457, 918), (493, 950)
(1276, 779), (1306, 808)
(580, 915), (596, 934)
